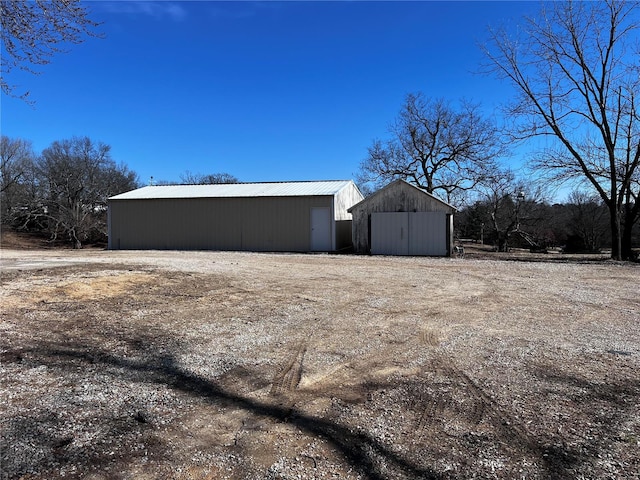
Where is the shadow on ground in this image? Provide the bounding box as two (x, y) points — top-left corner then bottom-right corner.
(4, 336), (638, 479)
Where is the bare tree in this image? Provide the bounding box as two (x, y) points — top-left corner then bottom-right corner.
(566, 190), (610, 253)
(358, 93), (505, 206)
(1, 136), (35, 222)
(0, 0), (100, 100)
(179, 171), (239, 185)
(474, 168), (549, 252)
(37, 137), (138, 248)
(483, 0), (640, 260)
(480, 169), (522, 252)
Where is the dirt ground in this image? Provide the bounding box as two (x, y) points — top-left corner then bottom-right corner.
(1, 246), (638, 480)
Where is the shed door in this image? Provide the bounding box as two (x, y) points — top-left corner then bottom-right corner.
(371, 212), (409, 255)
(310, 207), (332, 251)
(408, 212), (447, 256)
(371, 212), (447, 256)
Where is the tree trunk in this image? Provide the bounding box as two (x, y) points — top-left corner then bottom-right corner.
(497, 232), (509, 252)
(621, 201), (639, 261)
(621, 222), (633, 261)
(70, 228), (82, 249)
(608, 203), (622, 261)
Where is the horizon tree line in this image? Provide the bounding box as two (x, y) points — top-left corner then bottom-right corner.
(3, 133), (633, 254)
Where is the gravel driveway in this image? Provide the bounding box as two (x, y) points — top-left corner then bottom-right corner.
(1, 248), (639, 479)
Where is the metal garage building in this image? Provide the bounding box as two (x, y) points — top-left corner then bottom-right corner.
(348, 179), (456, 256)
(108, 180), (363, 252)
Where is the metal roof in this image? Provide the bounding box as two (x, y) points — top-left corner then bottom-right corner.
(109, 180), (356, 200)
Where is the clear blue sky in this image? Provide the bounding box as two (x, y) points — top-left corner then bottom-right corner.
(1, 1), (540, 186)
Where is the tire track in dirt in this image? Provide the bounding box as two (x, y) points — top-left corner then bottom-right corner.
(416, 323), (521, 438)
(415, 335), (542, 463)
(415, 326), (448, 434)
(433, 360), (487, 427)
(419, 326), (440, 347)
(270, 342), (307, 397)
(416, 393), (446, 431)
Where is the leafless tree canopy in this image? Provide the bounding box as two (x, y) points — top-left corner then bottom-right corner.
(0, 0), (100, 99)
(566, 190), (610, 253)
(0, 136), (36, 222)
(358, 93), (505, 206)
(179, 171), (239, 185)
(0, 136), (33, 194)
(1, 136), (138, 248)
(36, 137), (138, 248)
(483, 0), (640, 260)
(471, 168), (547, 252)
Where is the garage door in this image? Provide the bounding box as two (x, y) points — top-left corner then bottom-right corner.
(371, 212), (447, 256)
(370, 212), (409, 255)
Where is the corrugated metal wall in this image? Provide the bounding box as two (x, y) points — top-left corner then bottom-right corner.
(334, 183), (364, 221)
(109, 196), (334, 251)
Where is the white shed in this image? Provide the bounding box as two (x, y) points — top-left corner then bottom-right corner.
(348, 179), (456, 256)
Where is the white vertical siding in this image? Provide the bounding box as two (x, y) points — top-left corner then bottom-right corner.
(334, 182), (364, 220)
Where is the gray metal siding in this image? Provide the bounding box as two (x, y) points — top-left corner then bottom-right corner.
(370, 212), (447, 256)
(408, 212), (447, 256)
(371, 213), (409, 255)
(109, 196), (334, 251)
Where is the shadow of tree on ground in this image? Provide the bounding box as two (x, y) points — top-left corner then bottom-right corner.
(4, 334), (639, 479)
(7, 340), (441, 480)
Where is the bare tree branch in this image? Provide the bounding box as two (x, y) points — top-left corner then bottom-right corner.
(0, 0), (101, 100)
(358, 93), (506, 206)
